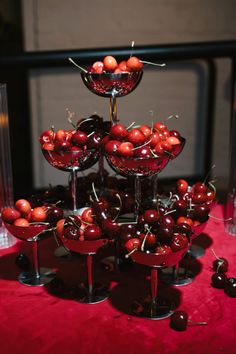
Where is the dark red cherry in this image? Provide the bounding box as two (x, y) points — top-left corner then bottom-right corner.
(157, 224), (173, 243)
(169, 130), (181, 138)
(125, 238), (141, 252)
(120, 224), (137, 244)
(87, 133), (103, 148)
(71, 131), (88, 147)
(47, 206), (64, 225)
(193, 182), (208, 194)
(211, 273), (228, 289)
(170, 311), (188, 331)
(212, 257), (229, 273)
(224, 278), (236, 297)
(143, 209), (160, 225)
(54, 140), (71, 153)
(172, 200), (188, 218)
(64, 225), (80, 240)
(134, 146), (152, 158)
(171, 234), (188, 252)
(160, 215), (175, 228)
(192, 192), (207, 204)
(84, 224), (102, 241)
(190, 204), (210, 222)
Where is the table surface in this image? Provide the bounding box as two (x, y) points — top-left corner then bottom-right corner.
(0, 205), (236, 354)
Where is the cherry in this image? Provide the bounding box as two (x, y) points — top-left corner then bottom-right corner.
(166, 136), (180, 146)
(190, 204), (210, 222)
(174, 223), (192, 238)
(87, 133), (103, 148)
(71, 131), (87, 147)
(211, 273), (228, 289)
(104, 140), (121, 155)
(139, 125), (152, 138)
(42, 142), (54, 151)
(133, 146), (152, 158)
(64, 225), (80, 240)
(91, 61), (104, 73)
(1, 207), (21, 224)
(125, 238), (141, 253)
(169, 130), (181, 138)
(127, 128), (146, 146)
(15, 199), (31, 216)
(55, 129), (67, 141)
(193, 182), (208, 194)
(176, 216), (193, 227)
(31, 207), (47, 222)
(160, 215), (175, 228)
(77, 115), (103, 134)
(156, 224), (173, 244)
(54, 140), (71, 153)
(39, 129), (55, 145)
(84, 224), (102, 241)
(117, 142), (134, 157)
(143, 209), (160, 225)
(13, 218), (30, 227)
(118, 60), (128, 72)
(101, 219), (120, 237)
(171, 233), (188, 252)
(126, 56), (143, 72)
(176, 179), (188, 195)
(172, 200), (188, 218)
(140, 232), (158, 250)
(56, 219), (66, 237)
(110, 124), (128, 140)
(81, 208), (94, 224)
(153, 122), (167, 132)
(120, 224), (137, 244)
(212, 257), (229, 273)
(192, 192), (207, 204)
(47, 206), (64, 225)
(170, 311), (188, 331)
(103, 56), (118, 71)
(224, 278), (236, 297)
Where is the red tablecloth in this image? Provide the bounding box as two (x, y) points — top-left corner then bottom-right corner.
(0, 205), (236, 354)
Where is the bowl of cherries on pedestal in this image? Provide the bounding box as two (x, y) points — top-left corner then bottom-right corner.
(121, 207), (190, 266)
(1, 198), (63, 240)
(104, 121), (185, 177)
(40, 114), (110, 171)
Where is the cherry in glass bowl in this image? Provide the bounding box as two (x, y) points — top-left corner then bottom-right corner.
(81, 71), (143, 98)
(4, 222), (56, 286)
(58, 231), (109, 304)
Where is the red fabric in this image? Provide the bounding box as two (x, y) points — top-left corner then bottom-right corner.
(0, 204), (236, 354)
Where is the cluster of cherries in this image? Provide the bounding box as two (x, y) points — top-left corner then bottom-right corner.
(89, 55), (144, 74)
(1, 198), (63, 227)
(211, 252), (236, 297)
(40, 114), (111, 154)
(104, 121), (182, 159)
(56, 194), (120, 241)
(121, 208), (189, 256)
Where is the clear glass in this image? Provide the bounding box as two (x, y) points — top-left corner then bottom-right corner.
(225, 189), (236, 236)
(0, 84), (16, 248)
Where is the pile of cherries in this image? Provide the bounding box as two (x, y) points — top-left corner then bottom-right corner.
(1, 198), (63, 227)
(121, 207), (190, 256)
(211, 252), (236, 297)
(40, 114), (110, 154)
(104, 121), (182, 159)
(56, 195), (120, 242)
(89, 55), (144, 74)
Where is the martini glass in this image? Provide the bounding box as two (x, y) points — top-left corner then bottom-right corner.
(42, 148), (100, 214)
(4, 222), (56, 286)
(58, 234), (109, 304)
(129, 245), (188, 319)
(81, 72), (143, 124)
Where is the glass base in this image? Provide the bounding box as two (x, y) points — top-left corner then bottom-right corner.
(18, 267), (56, 286)
(188, 244), (205, 258)
(160, 267), (194, 286)
(72, 283), (109, 304)
(131, 297), (173, 320)
(0, 228), (17, 249)
(225, 222), (236, 236)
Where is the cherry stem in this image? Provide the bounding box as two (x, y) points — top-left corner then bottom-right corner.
(68, 58), (87, 73)
(141, 61), (166, 67)
(164, 209), (176, 216)
(125, 247), (137, 259)
(132, 139), (152, 151)
(87, 131), (95, 138)
(187, 319), (207, 326)
(77, 117), (93, 129)
(141, 227), (152, 251)
(67, 215), (81, 229)
(208, 181), (216, 195)
(66, 108), (76, 128)
(127, 121), (136, 131)
(149, 110), (154, 132)
(150, 149), (160, 158)
(92, 182), (99, 202)
(130, 40), (135, 58)
(166, 114), (179, 120)
(211, 248), (221, 261)
(209, 215), (232, 221)
(112, 193), (122, 222)
(203, 164), (216, 185)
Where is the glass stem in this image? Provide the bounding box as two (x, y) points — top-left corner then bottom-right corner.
(152, 174), (159, 206)
(134, 176), (142, 220)
(150, 267), (158, 317)
(172, 263), (179, 280)
(33, 239), (40, 279)
(70, 169), (78, 213)
(109, 93), (117, 125)
(98, 154), (105, 192)
(87, 254), (93, 297)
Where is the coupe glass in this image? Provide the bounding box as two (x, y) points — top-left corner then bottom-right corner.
(129, 246), (188, 319)
(81, 72), (143, 124)
(42, 148), (100, 213)
(58, 235), (109, 304)
(4, 222), (56, 286)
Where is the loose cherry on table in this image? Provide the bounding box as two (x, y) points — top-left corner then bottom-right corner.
(211, 273), (228, 289)
(170, 310), (207, 331)
(224, 278), (236, 297)
(211, 249), (229, 273)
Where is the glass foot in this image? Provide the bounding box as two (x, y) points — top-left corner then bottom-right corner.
(71, 283), (110, 304)
(18, 267), (56, 286)
(188, 244), (205, 258)
(160, 267), (194, 286)
(131, 297), (173, 320)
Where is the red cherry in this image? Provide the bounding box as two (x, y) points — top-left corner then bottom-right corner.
(176, 216), (193, 227)
(15, 199), (31, 216)
(171, 233), (188, 252)
(114, 68), (122, 74)
(42, 142), (54, 151)
(153, 122), (167, 132)
(139, 125), (152, 138)
(117, 142), (134, 157)
(56, 219), (66, 237)
(166, 136), (180, 145)
(118, 60), (128, 72)
(154, 244), (173, 256)
(55, 129), (67, 141)
(84, 224), (102, 241)
(31, 207), (47, 222)
(153, 142), (165, 156)
(64, 225), (80, 240)
(127, 128), (146, 146)
(134, 146), (152, 158)
(150, 132), (162, 148)
(193, 182), (208, 194)
(13, 218), (30, 227)
(169, 130), (181, 138)
(212, 257), (229, 273)
(144, 209), (160, 225)
(81, 208), (94, 224)
(71, 131), (88, 147)
(39, 129), (55, 145)
(192, 192), (207, 204)
(160, 140), (173, 153)
(177, 179), (188, 195)
(125, 238), (141, 252)
(126, 56), (143, 72)
(91, 61), (104, 73)
(54, 140), (71, 153)
(103, 56), (118, 72)
(139, 232), (158, 250)
(105, 140), (121, 155)
(110, 124), (128, 140)
(1, 207), (21, 224)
